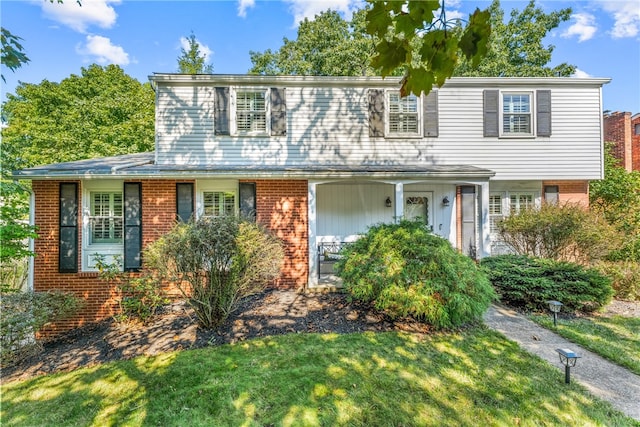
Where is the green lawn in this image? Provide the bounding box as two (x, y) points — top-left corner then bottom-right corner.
(2, 329), (637, 426)
(530, 313), (640, 376)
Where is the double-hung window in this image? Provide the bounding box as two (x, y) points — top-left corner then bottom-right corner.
(235, 89), (268, 134)
(203, 191), (235, 217)
(387, 91), (420, 136)
(502, 93), (532, 136)
(509, 193), (534, 214)
(89, 192), (123, 244)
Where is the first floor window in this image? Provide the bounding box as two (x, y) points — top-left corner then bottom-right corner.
(489, 193), (503, 235)
(203, 191), (235, 217)
(89, 192), (123, 244)
(502, 93), (532, 135)
(236, 90), (267, 133)
(509, 193), (534, 214)
(388, 91), (420, 136)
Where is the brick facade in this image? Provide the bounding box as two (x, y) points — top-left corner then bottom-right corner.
(32, 178), (309, 337)
(542, 180), (590, 206)
(604, 111), (640, 172)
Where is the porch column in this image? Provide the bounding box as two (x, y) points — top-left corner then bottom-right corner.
(307, 181), (318, 287)
(394, 182), (404, 221)
(479, 181), (491, 258)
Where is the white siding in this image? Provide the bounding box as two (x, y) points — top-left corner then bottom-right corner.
(155, 78), (605, 181)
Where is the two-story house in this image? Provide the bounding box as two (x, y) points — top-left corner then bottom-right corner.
(14, 75), (609, 334)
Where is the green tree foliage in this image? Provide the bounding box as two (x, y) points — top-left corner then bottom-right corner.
(335, 220), (496, 329)
(177, 32), (213, 74)
(145, 216), (284, 328)
(481, 255), (613, 313)
(1, 64), (155, 171)
(366, 0), (491, 96)
(1, 28), (29, 83)
(249, 9), (379, 76)
(455, 0), (576, 77)
(590, 146), (640, 261)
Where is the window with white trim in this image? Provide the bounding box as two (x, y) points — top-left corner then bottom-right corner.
(502, 93), (532, 135)
(235, 89), (268, 134)
(489, 193), (504, 235)
(89, 192), (123, 244)
(387, 91), (421, 136)
(203, 191), (235, 217)
(509, 193), (534, 213)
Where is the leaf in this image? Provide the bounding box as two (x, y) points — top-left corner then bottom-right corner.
(371, 38), (409, 77)
(459, 8), (492, 67)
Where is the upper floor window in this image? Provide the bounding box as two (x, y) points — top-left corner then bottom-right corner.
(502, 93), (532, 135)
(235, 89), (268, 135)
(89, 191), (123, 244)
(203, 191), (235, 217)
(634, 123), (640, 135)
(387, 91), (421, 137)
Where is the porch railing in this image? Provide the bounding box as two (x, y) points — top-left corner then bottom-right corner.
(317, 242), (349, 279)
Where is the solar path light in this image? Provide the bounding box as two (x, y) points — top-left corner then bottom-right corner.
(547, 300), (563, 327)
(556, 348), (580, 384)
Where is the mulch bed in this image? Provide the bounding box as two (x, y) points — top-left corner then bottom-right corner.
(1, 289), (431, 384)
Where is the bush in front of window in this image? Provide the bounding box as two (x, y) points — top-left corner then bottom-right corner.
(145, 215), (284, 329)
(334, 220), (496, 330)
(498, 202), (621, 265)
(481, 255), (613, 313)
(1, 290), (82, 367)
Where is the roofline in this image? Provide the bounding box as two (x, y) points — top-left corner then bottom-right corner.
(148, 73), (611, 90)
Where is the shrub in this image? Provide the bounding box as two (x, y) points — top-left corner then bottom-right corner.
(94, 255), (169, 324)
(481, 255), (614, 313)
(596, 261), (640, 301)
(498, 202), (620, 265)
(335, 220), (496, 329)
(1, 290), (82, 366)
(145, 216), (284, 329)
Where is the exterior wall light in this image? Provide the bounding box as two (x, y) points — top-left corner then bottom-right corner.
(385, 196), (392, 208)
(547, 300), (563, 327)
(556, 348), (580, 384)
(442, 196), (450, 207)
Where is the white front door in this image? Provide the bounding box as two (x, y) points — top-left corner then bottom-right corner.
(404, 191), (433, 230)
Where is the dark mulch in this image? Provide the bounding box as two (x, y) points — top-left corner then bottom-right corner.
(1, 289), (432, 384)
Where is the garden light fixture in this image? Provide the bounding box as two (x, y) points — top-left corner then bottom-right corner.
(442, 196), (450, 207)
(556, 348), (580, 384)
(385, 196), (392, 208)
(547, 300), (563, 327)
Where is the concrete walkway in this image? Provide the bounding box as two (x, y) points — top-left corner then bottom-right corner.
(484, 304), (640, 421)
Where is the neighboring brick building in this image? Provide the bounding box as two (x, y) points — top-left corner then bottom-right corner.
(603, 111), (640, 171)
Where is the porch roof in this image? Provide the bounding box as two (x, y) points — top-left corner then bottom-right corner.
(13, 152), (495, 180)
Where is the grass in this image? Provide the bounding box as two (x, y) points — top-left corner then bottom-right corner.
(530, 313), (640, 376)
(2, 329), (638, 426)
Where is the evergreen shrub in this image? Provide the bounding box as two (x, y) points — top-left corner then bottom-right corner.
(335, 220), (496, 329)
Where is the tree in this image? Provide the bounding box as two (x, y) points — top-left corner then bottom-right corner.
(454, 0), (575, 77)
(366, 0), (491, 96)
(177, 33), (213, 74)
(249, 9), (380, 76)
(1, 28), (30, 83)
(1, 64), (155, 171)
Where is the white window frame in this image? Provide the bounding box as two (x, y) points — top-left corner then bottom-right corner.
(508, 192), (536, 215)
(231, 87), (270, 136)
(196, 180), (239, 218)
(82, 181), (124, 271)
(385, 90), (422, 138)
(500, 91), (534, 137)
(489, 192), (505, 236)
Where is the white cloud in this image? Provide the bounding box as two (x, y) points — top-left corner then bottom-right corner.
(179, 36), (213, 63)
(562, 13), (598, 42)
(284, 0), (365, 27)
(76, 35), (129, 65)
(238, 0), (255, 18)
(39, 0), (120, 33)
(596, 0), (640, 38)
(572, 68), (593, 78)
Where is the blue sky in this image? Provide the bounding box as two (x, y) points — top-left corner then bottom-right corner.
(1, 0), (639, 113)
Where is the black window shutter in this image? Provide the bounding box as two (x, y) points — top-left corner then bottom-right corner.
(176, 183), (194, 222)
(537, 90), (552, 137)
(423, 91), (439, 137)
(214, 87), (230, 135)
(59, 183), (78, 273)
(483, 90), (499, 137)
(368, 89), (385, 137)
(124, 182), (142, 271)
(270, 88), (287, 136)
(239, 182), (256, 221)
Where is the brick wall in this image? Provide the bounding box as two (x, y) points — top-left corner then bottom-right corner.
(604, 111), (633, 171)
(253, 179), (309, 288)
(542, 180), (590, 206)
(632, 114), (640, 171)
